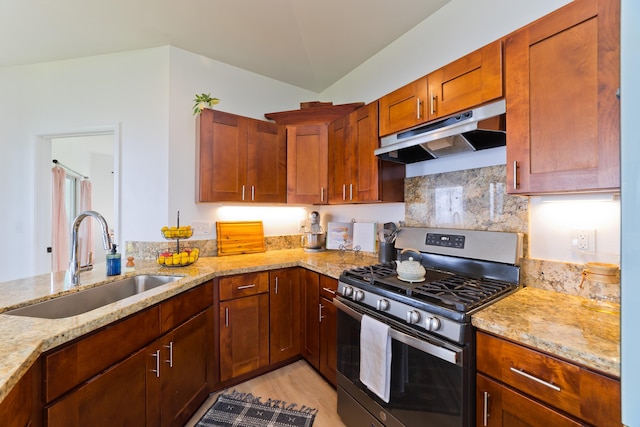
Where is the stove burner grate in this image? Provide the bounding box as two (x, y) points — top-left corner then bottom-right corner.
(412, 276), (514, 312)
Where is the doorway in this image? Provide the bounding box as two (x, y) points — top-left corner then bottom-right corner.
(34, 126), (120, 276)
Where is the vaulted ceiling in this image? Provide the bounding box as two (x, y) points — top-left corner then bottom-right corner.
(0, 0), (450, 92)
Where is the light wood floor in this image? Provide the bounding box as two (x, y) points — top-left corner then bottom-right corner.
(185, 360), (346, 427)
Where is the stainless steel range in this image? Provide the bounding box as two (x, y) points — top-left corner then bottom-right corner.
(335, 227), (522, 427)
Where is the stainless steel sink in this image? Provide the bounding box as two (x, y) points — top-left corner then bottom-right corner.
(4, 275), (183, 319)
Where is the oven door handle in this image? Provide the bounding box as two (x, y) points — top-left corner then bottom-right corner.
(334, 298), (461, 365)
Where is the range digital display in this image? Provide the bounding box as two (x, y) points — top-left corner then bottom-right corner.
(425, 233), (465, 249)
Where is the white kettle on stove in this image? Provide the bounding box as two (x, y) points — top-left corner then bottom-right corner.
(395, 248), (426, 282)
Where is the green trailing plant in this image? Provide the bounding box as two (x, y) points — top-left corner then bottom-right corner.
(193, 93), (220, 115)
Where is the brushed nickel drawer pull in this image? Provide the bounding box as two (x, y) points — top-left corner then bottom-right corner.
(483, 391), (490, 426)
(151, 350), (160, 378)
(237, 284), (256, 290)
(164, 341), (173, 368)
(510, 367), (561, 392)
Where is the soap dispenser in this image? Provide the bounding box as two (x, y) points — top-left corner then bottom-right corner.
(106, 244), (121, 276)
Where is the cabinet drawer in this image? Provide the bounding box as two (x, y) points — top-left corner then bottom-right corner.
(161, 280), (213, 333)
(219, 272), (269, 301)
(476, 331), (621, 426)
(319, 275), (337, 300)
(44, 306), (160, 403)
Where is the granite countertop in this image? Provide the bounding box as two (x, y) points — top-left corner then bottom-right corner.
(0, 251), (621, 404)
(0, 248), (375, 404)
(472, 286), (620, 378)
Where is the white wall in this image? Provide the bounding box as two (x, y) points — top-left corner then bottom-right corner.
(621, 0), (639, 423)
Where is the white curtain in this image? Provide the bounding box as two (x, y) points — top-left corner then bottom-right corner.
(79, 179), (93, 265)
(52, 166), (69, 272)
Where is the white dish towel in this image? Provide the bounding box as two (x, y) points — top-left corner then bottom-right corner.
(359, 314), (392, 403)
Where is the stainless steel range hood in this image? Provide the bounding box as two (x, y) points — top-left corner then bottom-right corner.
(375, 99), (506, 164)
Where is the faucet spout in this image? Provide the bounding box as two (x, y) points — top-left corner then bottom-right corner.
(69, 210), (112, 285)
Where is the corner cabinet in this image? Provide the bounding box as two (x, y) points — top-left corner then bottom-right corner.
(196, 109), (286, 203)
(328, 102), (405, 204)
(269, 268), (301, 364)
(505, 0), (620, 194)
(476, 331), (621, 427)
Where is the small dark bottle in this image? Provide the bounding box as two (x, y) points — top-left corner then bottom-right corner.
(106, 244), (121, 276)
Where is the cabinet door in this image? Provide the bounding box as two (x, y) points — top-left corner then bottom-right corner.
(352, 102), (381, 203)
(270, 268), (301, 364)
(328, 116), (354, 203)
(248, 119), (286, 202)
(427, 39), (503, 119)
(286, 125), (329, 204)
(46, 349), (148, 427)
(159, 310), (210, 427)
(506, 0), (620, 194)
(319, 296), (337, 386)
(0, 363), (38, 427)
(219, 293), (270, 382)
(197, 109), (248, 202)
(379, 77), (429, 137)
(476, 374), (582, 427)
(301, 269), (320, 369)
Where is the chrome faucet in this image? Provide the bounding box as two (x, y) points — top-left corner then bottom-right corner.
(69, 210), (113, 285)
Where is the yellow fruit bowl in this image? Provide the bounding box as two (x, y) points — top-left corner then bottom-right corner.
(157, 248), (200, 267)
(161, 225), (193, 239)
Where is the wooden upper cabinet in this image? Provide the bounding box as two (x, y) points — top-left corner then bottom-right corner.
(378, 77), (428, 137)
(427, 39), (503, 119)
(505, 0), (620, 194)
(286, 125), (329, 204)
(329, 102), (405, 204)
(196, 109), (286, 203)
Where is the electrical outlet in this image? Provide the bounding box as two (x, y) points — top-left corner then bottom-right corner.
(572, 229), (596, 254)
(192, 221), (211, 235)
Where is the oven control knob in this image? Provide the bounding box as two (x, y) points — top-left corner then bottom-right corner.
(342, 286), (354, 297)
(353, 290), (365, 302)
(426, 317), (441, 331)
(376, 299), (390, 311)
(406, 310), (421, 324)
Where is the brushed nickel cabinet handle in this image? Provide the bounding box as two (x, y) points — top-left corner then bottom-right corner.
(164, 341), (173, 368)
(242, 185), (245, 201)
(483, 391), (490, 426)
(510, 367), (561, 392)
(416, 98), (422, 119)
(349, 184), (353, 200)
(321, 187), (325, 202)
(430, 92), (437, 115)
(342, 184), (346, 201)
(237, 284), (256, 290)
(275, 277), (279, 294)
(251, 185), (255, 201)
(513, 161), (518, 190)
(151, 349), (160, 378)
(319, 303), (324, 322)
(225, 307), (229, 327)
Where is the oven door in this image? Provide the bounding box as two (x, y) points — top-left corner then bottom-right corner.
(335, 297), (473, 427)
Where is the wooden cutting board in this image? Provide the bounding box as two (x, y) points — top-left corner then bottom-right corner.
(216, 221), (265, 256)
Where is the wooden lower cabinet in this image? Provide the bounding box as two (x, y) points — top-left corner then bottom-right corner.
(270, 268), (301, 364)
(219, 291), (270, 382)
(476, 374), (581, 427)
(302, 270), (338, 385)
(476, 331), (621, 426)
(43, 281), (214, 427)
(0, 362), (39, 427)
(47, 348), (148, 427)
